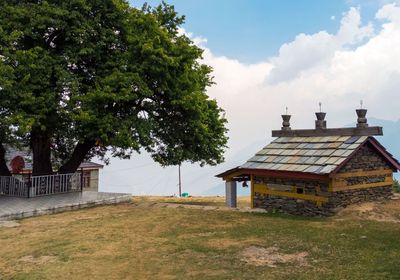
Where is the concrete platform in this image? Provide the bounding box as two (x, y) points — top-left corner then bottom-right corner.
(0, 191), (132, 220)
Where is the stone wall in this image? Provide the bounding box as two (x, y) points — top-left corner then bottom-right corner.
(253, 176), (331, 216)
(327, 186), (392, 208)
(254, 171), (393, 217)
(339, 143), (390, 173)
(254, 176), (329, 193)
(254, 186), (392, 216)
(254, 193), (334, 216)
(252, 143), (394, 216)
(345, 175), (385, 185)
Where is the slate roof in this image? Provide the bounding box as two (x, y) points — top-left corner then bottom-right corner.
(78, 161), (104, 169)
(239, 135), (369, 175)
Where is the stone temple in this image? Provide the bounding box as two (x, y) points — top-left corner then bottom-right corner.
(217, 108), (400, 216)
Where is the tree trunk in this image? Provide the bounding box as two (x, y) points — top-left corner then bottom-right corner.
(30, 129), (54, 176)
(58, 140), (94, 174)
(0, 143), (11, 176)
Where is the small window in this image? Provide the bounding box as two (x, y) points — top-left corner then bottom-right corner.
(296, 187), (304, 194)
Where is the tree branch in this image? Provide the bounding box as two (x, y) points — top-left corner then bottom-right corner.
(58, 140), (95, 174)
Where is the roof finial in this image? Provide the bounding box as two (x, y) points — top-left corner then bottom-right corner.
(315, 102), (326, 129)
(281, 107), (291, 131)
(356, 101), (368, 128)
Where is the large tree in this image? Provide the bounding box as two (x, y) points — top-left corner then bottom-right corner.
(0, 0), (228, 176)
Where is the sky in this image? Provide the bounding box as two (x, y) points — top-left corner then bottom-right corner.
(100, 0), (400, 196)
(131, 0), (386, 62)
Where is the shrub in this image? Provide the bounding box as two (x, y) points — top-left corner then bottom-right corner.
(393, 179), (400, 193)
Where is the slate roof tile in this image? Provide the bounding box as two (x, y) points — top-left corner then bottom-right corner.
(239, 135), (369, 175)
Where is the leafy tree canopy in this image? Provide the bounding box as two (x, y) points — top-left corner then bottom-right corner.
(0, 0), (228, 176)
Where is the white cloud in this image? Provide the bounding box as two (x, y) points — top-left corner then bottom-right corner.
(267, 7), (374, 84)
(101, 4), (400, 196)
(199, 4), (400, 128)
(337, 7), (374, 43)
(179, 27), (272, 97)
(376, 2), (400, 26)
(346, 0), (400, 9)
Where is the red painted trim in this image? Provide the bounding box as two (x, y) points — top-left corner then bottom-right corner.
(218, 168), (329, 181)
(215, 166), (241, 178)
(242, 169), (329, 181)
(330, 137), (400, 177)
(368, 138), (400, 170)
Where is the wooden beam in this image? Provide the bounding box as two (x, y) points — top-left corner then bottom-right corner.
(254, 184), (328, 203)
(216, 166), (241, 179)
(222, 168), (328, 182)
(328, 180), (333, 192)
(331, 177), (393, 192)
(334, 169), (392, 179)
(332, 169), (393, 191)
(272, 126), (383, 137)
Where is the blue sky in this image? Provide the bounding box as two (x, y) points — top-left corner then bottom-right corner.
(130, 0), (380, 63)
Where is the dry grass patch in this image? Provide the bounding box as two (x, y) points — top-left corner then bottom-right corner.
(0, 220), (20, 228)
(179, 231), (226, 239)
(336, 200), (400, 223)
(0, 197), (400, 279)
(19, 255), (57, 265)
(134, 195), (250, 208)
(241, 246), (309, 267)
(207, 238), (263, 250)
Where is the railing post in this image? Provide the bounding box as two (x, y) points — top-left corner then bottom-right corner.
(27, 179), (30, 198)
(27, 176), (32, 198)
(80, 168), (84, 192)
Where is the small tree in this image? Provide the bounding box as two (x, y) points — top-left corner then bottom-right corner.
(0, 0), (228, 176)
(393, 179), (400, 193)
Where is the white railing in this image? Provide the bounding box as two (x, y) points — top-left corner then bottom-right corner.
(0, 176), (28, 197)
(0, 173), (82, 198)
(30, 173), (82, 197)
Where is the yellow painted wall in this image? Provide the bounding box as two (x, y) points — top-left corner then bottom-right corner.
(253, 183), (328, 203)
(330, 169), (393, 192)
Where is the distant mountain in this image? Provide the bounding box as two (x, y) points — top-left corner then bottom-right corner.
(368, 118), (400, 179)
(199, 139), (266, 196)
(201, 117), (400, 196)
(368, 118), (400, 157)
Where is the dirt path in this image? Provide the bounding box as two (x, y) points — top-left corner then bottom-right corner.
(335, 194), (400, 223)
(133, 194), (400, 222)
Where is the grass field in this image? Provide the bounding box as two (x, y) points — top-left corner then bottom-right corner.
(1, 196), (400, 279)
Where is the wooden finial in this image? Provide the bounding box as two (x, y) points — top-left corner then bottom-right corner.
(285, 106), (288, 115)
(318, 102), (322, 113)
